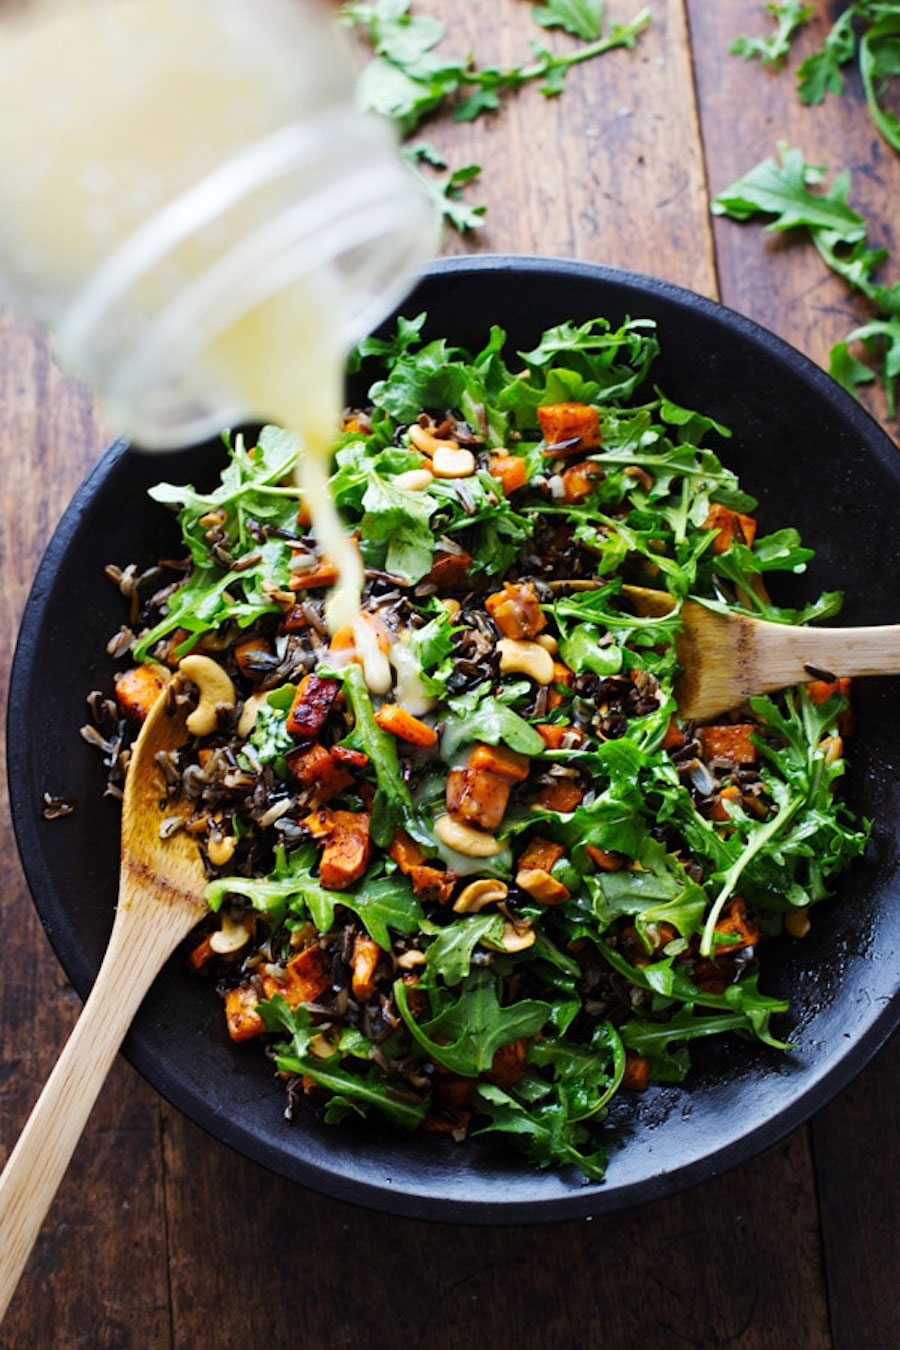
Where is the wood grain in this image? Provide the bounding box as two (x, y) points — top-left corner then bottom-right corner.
(0, 0), (897, 1345)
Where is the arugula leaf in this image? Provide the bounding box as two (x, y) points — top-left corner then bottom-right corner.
(712, 143), (866, 239)
(401, 142), (486, 232)
(340, 663), (413, 846)
(797, 8), (857, 102)
(731, 2), (812, 69)
(474, 1082), (609, 1179)
(394, 969), (550, 1076)
(532, 0), (604, 41)
(422, 912), (506, 983)
(441, 695), (546, 762)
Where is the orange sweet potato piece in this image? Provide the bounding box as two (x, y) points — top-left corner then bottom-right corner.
(807, 676), (855, 736)
(469, 741), (531, 781)
(518, 836), (565, 873)
(446, 767), (510, 831)
(319, 810), (372, 890)
(485, 581), (547, 640)
(586, 846), (626, 872)
(622, 1051), (652, 1092)
(710, 783), (742, 823)
(535, 722), (584, 749)
(488, 1038), (529, 1089)
(699, 724), (758, 765)
(713, 897), (760, 952)
(332, 745), (370, 770)
(536, 781), (584, 813)
(188, 934), (215, 972)
(283, 604), (309, 632)
(389, 828), (426, 873)
(488, 453), (528, 494)
(561, 460), (604, 503)
(114, 663), (168, 722)
(263, 944), (331, 1008)
(661, 717), (686, 751)
(702, 503), (758, 555)
(552, 661), (574, 687)
(286, 743), (354, 802)
(351, 933), (382, 1000)
(286, 674), (340, 739)
(374, 703), (437, 747)
(234, 635), (273, 682)
(224, 985), (264, 1041)
(408, 865), (456, 904)
(288, 559), (340, 590)
(537, 402), (601, 454)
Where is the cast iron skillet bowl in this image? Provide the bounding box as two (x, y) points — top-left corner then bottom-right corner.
(8, 256), (900, 1224)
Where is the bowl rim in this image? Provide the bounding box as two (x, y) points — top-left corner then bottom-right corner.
(8, 253), (900, 1224)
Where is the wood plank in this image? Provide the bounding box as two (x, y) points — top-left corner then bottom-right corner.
(0, 315), (172, 1345)
(687, 0), (900, 436)
(386, 0), (717, 296)
(161, 1107), (829, 1349)
(813, 1032), (900, 1350)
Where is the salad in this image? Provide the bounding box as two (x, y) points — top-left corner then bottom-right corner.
(93, 313), (868, 1180)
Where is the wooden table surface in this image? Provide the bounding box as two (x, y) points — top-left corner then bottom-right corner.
(1, 3), (898, 1346)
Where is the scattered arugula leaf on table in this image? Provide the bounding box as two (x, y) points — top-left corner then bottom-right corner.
(731, 2), (812, 69)
(712, 142), (900, 416)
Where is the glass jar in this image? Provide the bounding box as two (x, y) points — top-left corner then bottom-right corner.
(0, 0), (437, 446)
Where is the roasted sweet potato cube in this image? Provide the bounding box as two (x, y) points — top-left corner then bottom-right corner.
(224, 985), (264, 1041)
(622, 1051), (652, 1092)
(286, 674), (340, 739)
(114, 663), (168, 722)
(286, 743), (354, 802)
(488, 1038), (529, 1089)
(389, 828), (426, 873)
(712, 897), (760, 952)
(188, 934), (215, 972)
(536, 781), (584, 813)
(535, 722), (584, 749)
(806, 676), (855, 736)
(487, 453), (528, 494)
(319, 811), (372, 890)
(283, 604), (309, 632)
(586, 846), (626, 872)
(537, 402), (601, 454)
(288, 558), (340, 590)
(710, 783), (742, 823)
(469, 741), (531, 781)
(699, 724), (758, 765)
(560, 460), (604, 503)
(374, 703), (437, 747)
(234, 635), (274, 681)
(702, 503), (758, 555)
(408, 865), (456, 904)
(518, 836), (565, 873)
(351, 933), (382, 1000)
(263, 944), (331, 1008)
(485, 581), (547, 640)
(446, 767), (511, 831)
(661, 717), (686, 751)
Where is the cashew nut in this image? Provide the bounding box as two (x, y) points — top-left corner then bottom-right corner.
(497, 638), (555, 685)
(432, 446), (476, 479)
(179, 654), (237, 736)
(209, 911), (249, 955)
(394, 468), (435, 492)
(439, 597), (461, 616)
(396, 949), (427, 970)
(484, 920), (536, 954)
(822, 734), (844, 767)
(237, 690), (268, 739)
(434, 814), (502, 857)
(207, 831), (237, 867)
(408, 424), (457, 458)
(536, 633), (558, 654)
(453, 878), (509, 914)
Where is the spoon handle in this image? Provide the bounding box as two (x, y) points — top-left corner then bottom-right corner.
(0, 920), (176, 1321)
(755, 622), (900, 687)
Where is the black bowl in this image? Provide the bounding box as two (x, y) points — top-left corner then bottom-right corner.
(8, 256), (900, 1223)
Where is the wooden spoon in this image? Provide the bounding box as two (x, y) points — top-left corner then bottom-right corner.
(0, 689), (207, 1319)
(623, 585), (900, 721)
